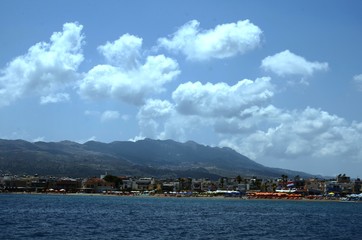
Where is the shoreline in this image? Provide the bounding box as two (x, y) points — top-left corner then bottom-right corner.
(1, 191), (359, 203)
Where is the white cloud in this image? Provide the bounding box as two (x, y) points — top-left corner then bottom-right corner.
(216, 104), (302, 137)
(353, 74), (362, 91)
(101, 110), (120, 122)
(172, 77), (274, 117)
(220, 107), (347, 158)
(135, 92), (362, 176)
(40, 93), (70, 104)
(136, 99), (174, 139)
(134, 77), (274, 142)
(219, 106), (362, 175)
(128, 135), (145, 142)
(32, 136), (45, 142)
(261, 50), (328, 77)
(77, 136), (97, 144)
(137, 99), (174, 119)
(132, 71), (362, 176)
(79, 34), (180, 105)
(87, 136), (97, 142)
(134, 98), (200, 141)
(0, 22), (84, 107)
(85, 110), (129, 122)
(158, 19), (262, 61)
(134, 77), (275, 142)
(97, 34), (142, 69)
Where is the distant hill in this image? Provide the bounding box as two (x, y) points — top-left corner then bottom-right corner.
(0, 138), (315, 180)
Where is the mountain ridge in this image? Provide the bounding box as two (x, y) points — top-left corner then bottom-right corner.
(0, 138), (316, 180)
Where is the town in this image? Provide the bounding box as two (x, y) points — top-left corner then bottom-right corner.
(1, 173), (361, 201)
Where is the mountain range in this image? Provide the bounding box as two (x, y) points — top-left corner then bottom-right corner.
(0, 138), (316, 180)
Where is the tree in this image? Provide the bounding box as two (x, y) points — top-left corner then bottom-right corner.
(236, 175), (242, 184)
(293, 175), (304, 188)
(272, 183), (277, 192)
(281, 174), (288, 187)
(103, 175), (122, 188)
(281, 174), (288, 182)
(220, 178), (225, 188)
(178, 178), (185, 190)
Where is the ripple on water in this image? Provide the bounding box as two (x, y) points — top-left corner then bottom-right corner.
(0, 195), (361, 240)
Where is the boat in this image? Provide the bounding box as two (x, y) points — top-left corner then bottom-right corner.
(275, 188), (297, 193)
(340, 193), (362, 202)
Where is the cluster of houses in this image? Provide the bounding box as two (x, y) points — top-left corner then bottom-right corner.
(0, 173), (361, 197)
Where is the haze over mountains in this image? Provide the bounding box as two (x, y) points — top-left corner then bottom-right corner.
(0, 138), (316, 180)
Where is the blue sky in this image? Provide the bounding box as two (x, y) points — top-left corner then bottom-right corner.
(1, 1), (362, 177)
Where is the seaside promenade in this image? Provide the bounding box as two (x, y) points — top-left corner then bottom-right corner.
(1, 173), (361, 202)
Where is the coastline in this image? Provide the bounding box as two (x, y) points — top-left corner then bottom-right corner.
(1, 191), (358, 203)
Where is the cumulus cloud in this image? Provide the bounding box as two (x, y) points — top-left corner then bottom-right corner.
(353, 74), (362, 91)
(261, 50), (328, 77)
(79, 34), (180, 105)
(32, 136), (45, 142)
(97, 34), (142, 69)
(135, 98), (203, 141)
(134, 77), (275, 142)
(136, 99), (175, 138)
(77, 136), (97, 144)
(0, 22), (84, 107)
(134, 77), (274, 142)
(213, 105), (285, 134)
(137, 98), (174, 119)
(219, 106), (348, 159)
(134, 89), (362, 176)
(219, 106), (362, 174)
(158, 19), (262, 61)
(85, 110), (129, 122)
(172, 77), (274, 117)
(40, 93), (70, 104)
(132, 73), (362, 175)
(101, 110), (120, 122)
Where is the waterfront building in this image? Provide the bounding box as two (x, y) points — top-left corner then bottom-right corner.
(82, 177), (114, 193)
(55, 177), (81, 193)
(135, 177), (155, 191)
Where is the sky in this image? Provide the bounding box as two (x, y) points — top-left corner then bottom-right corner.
(0, 0), (362, 177)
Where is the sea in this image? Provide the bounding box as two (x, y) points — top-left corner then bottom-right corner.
(0, 194), (361, 240)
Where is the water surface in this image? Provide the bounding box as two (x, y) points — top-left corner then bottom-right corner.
(0, 194), (360, 239)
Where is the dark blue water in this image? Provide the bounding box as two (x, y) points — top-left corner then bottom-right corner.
(0, 194), (360, 240)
